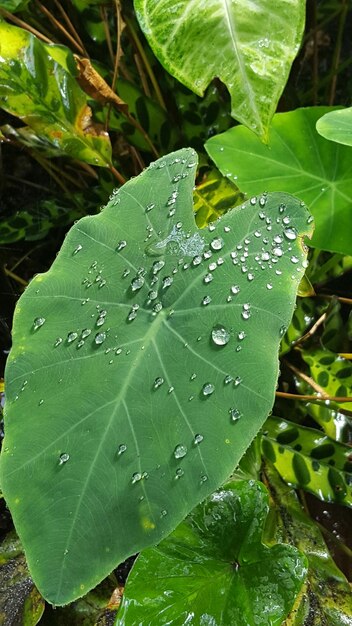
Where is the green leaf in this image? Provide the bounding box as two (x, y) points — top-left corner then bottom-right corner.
(134, 0), (305, 140)
(265, 465), (352, 626)
(116, 480), (307, 626)
(193, 168), (244, 228)
(0, 531), (45, 626)
(0, 148), (312, 605)
(206, 107), (352, 255)
(0, 0), (29, 11)
(295, 348), (352, 442)
(0, 21), (111, 166)
(316, 107), (352, 147)
(279, 297), (315, 356)
(262, 417), (352, 507)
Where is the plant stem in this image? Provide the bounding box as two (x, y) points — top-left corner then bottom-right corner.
(126, 17), (166, 110)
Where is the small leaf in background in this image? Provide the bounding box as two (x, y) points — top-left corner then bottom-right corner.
(134, 0), (305, 140)
(316, 107), (352, 147)
(321, 297), (345, 353)
(266, 465), (352, 626)
(296, 348), (352, 442)
(206, 107), (352, 256)
(193, 168), (244, 228)
(0, 148), (312, 605)
(262, 417), (352, 507)
(0, 21), (112, 166)
(116, 480), (308, 626)
(0, 531), (45, 626)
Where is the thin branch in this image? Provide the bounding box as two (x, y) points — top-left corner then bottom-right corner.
(275, 391), (352, 403)
(294, 312), (326, 346)
(285, 361), (329, 398)
(0, 8), (53, 43)
(36, 2), (84, 54)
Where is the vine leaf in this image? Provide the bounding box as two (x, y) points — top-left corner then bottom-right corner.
(0, 148), (312, 605)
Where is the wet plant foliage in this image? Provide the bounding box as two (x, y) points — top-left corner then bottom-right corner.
(0, 0), (351, 624)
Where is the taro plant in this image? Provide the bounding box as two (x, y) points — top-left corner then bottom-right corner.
(0, 1), (352, 625)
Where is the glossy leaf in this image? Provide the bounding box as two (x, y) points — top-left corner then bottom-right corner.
(206, 107), (352, 255)
(266, 465), (352, 626)
(116, 480), (308, 626)
(0, 21), (111, 166)
(0, 148), (312, 605)
(134, 0), (305, 140)
(316, 107), (352, 147)
(262, 416), (352, 507)
(0, 531), (45, 626)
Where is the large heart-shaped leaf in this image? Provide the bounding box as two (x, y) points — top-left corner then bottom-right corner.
(116, 480), (308, 626)
(206, 107), (352, 255)
(134, 0), (305, 140)
(0, 21), (111, 166)
(0, 148), (312, 605)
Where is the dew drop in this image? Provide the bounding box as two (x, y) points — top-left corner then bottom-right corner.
(59, 453), (70, 465)
(194, 434), (204, 445)
(33, 317), (46, 331)
(146, 203), (155, 212)
(152, 260), (165, 274)
(190, 373), (197, 381)
(279, 325), (287, 337)
(175, 468), (184, 479)
(81, 329), (91, 339)
(95, 332), (106, 345)
(174, 444), (187, 459)
(204, 273), (213, 284)
(67, 331), (78, 343)
(160, 509), (168, 517)
(73, 244), (82, 255)
(192, 255), (202, 266)
(116, 240), (127, 252)
(76, 340), (85, 349)
(54, 337), (63, 347)
(162, 276), (173, 289)
(211, 324), (230, 346)
(230, 408), (242, 422)
(131, 276), (145, 291)
(153, 377), (164, 389)
(224, 374), (233, 385)
(284, 227), (297, 241)
(132, 472), (142, 484)
(272, 247), (283, 257)
(266, 283), (273, 290)
(237, 331), (246, 341)
(231, 285), (240, 295)
(210, 237), (224, 251)
(234, 376), (242, 387)
(250, 196), (257, 205)
(290, 255), (299, 264)
(202, 382), (215, 396)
